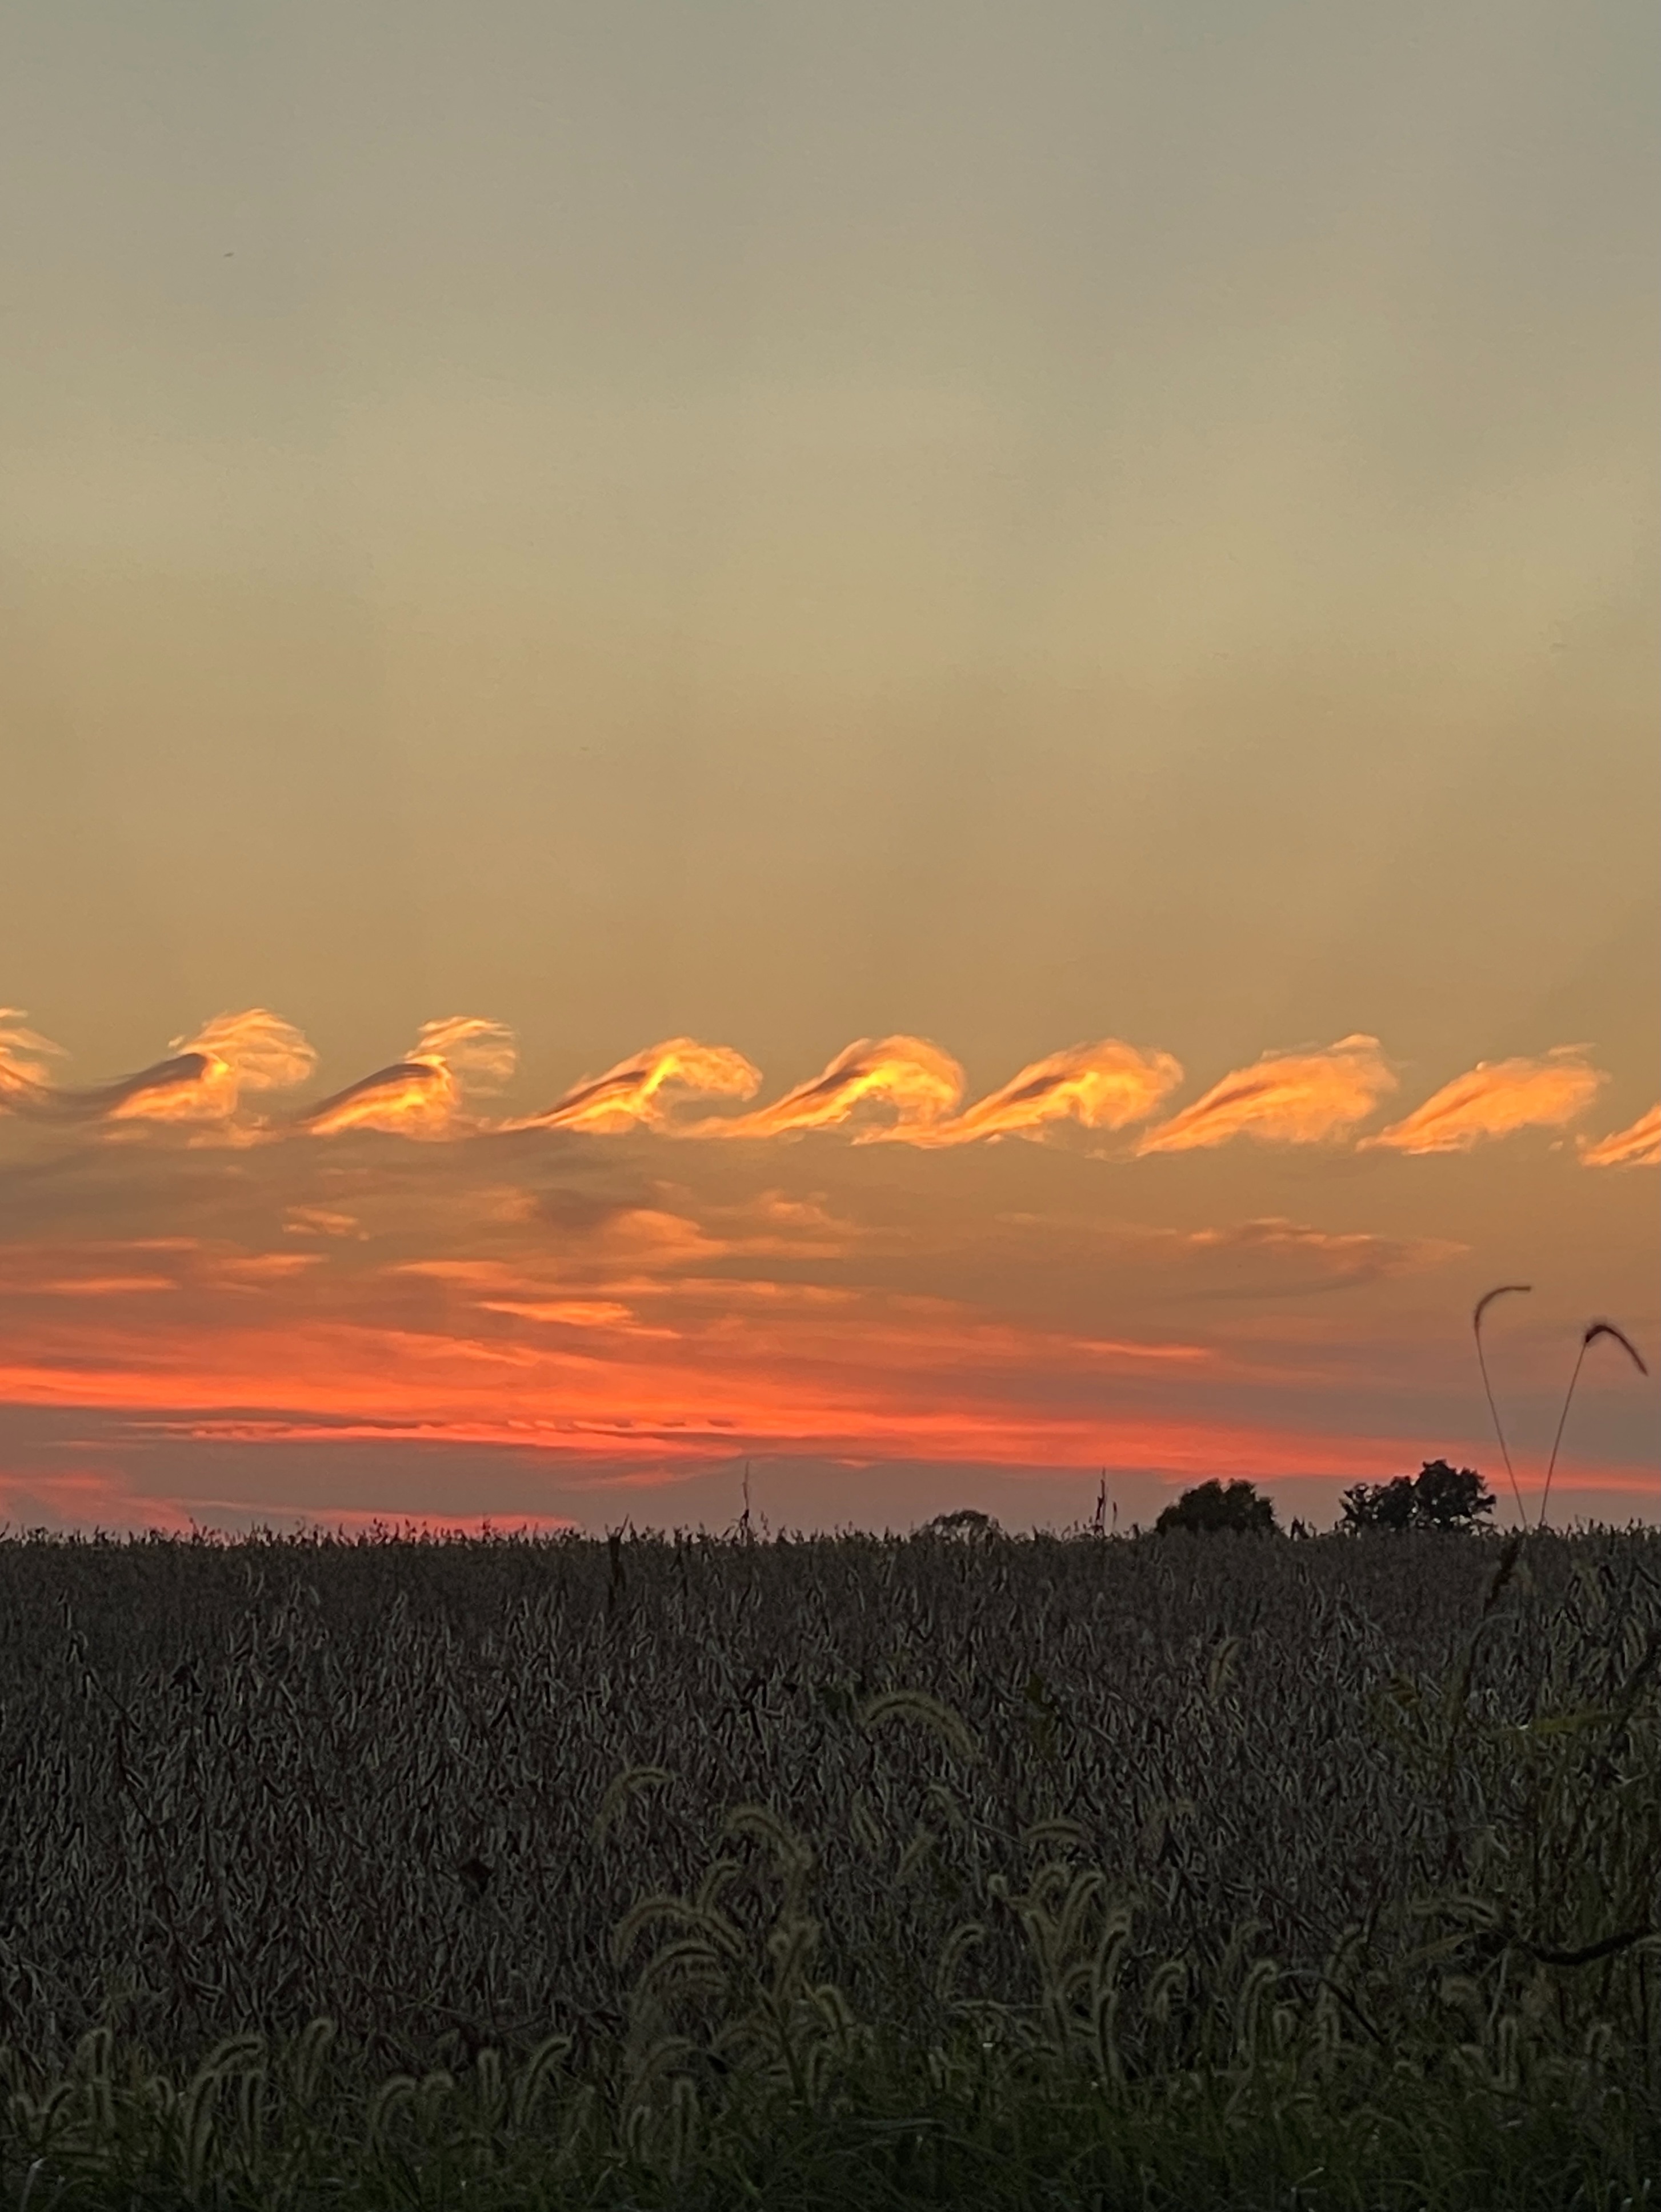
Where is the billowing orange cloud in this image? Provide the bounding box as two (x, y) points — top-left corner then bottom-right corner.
(509, 1038), (762, 1133)
(925, 1039), (1183, 1146)
(1579, 1103), (1660, 1170)
(302, 1017), (515, 1139)
(1, 1006), (315, 1129)
(702, 1035), (964, 1142)
(1366, 1047), (1607, 1155)
(1136, 1035), (1396, 1154)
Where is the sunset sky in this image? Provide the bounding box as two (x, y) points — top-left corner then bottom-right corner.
(3, 1), (1656, 1536)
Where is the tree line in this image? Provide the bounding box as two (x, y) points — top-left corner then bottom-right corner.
(1153, 1462), (1494, 1537)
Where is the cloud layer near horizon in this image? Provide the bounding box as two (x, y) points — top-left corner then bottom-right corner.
(3, 1001), (1656, 1538)
(3, 1009), (1648, 1166)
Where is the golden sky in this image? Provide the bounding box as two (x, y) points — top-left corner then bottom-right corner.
(2, 2), (1656, 1532)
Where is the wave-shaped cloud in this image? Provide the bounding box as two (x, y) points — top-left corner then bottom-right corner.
(6, 1008), (1642, 1172)
(509, 1038), (762, 1134)
(302, 1017), (517, 1139)
(924, 1039), (1183, 1146)
(1579, 1103), (1660, 1170)
(1364, 1047), (1606, 1155)
(1, 1007), (316, 1129)
(1135, 1035), (1396, 1155)
(699, 1035), (965, 1142)
(685, 1035), (1180, 1148)
(113, 1010), (320, 1126)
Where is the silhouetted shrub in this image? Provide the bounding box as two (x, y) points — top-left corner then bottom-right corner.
(1154, 1478), (1278, 1535)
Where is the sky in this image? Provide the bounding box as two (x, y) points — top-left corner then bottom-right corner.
(2, 0), (1656, 1537)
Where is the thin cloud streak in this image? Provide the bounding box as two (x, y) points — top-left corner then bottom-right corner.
(1366, 1048), (1607, 1155)
(1579, 1104), (1660, 1170)
(1136, 1035), (1397, 1154)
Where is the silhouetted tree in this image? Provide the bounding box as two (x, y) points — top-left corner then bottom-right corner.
(1340, 1459), (1494, 1533)
(923, 1509), (1002, 1541)
(1154, 1479), (1278, 1535)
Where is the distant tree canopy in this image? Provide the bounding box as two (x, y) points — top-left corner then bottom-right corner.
(1154, 1479), (1278, 1536)
(923, 1509), (1002, 1541)
(1340, 1459), (1494, 1534)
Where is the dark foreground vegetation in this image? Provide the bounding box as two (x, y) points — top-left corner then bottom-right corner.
(1, 1518), (1656, 2209)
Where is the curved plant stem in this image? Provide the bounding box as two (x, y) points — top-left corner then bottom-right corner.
(1472, 1285), (1531, 1528)
(1539, 1321), (1649, 1534)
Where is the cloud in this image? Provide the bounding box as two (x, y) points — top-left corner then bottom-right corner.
(1365, 1047), (1607, 1154)
(1136, 1035), (1396, 1154)
(0, 1463), (195, 1535)
(283, 1205), (367, 1238)
(1, 1006), (316, 1130)
(702, 1035), (964, 1142)
(214, 1251), (326, 1288)
(410, 1017), (518, 1091)
(6, 1013), (1647, 1183)
(926, 1039), (1183, 1146)
(0, 1112), (1649, 1515)
(301, 1060), (454, 1138)
(511, 1033), (1178, 1151)
(1579, 1103), (1660, 1170)
(720, 1190), (862, 1251)
(1180, 1216), (1464, 1287)
(302, 1016), (516, 1139)
(182, 1009), (318, 1094)
(477, 1298), (644, 1329)
(983, 1209), (1463, 1297)
(510, 1038), (761, 1133)
(0, 1009), (67, 1104)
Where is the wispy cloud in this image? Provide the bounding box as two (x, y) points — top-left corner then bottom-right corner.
(1136, 1035), (1396, 1154)
(509, 1038), (762, 1133)
(283, 1205), (367, 1239)
(1180, 1216), (1464, 1289)
(0, 1009), (69, 1103)
(1366, 1047), (1607, 1154)
(1579, 1103), (1660, 1170)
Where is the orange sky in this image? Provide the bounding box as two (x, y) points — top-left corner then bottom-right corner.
(1, 1009), (1655, 1533)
